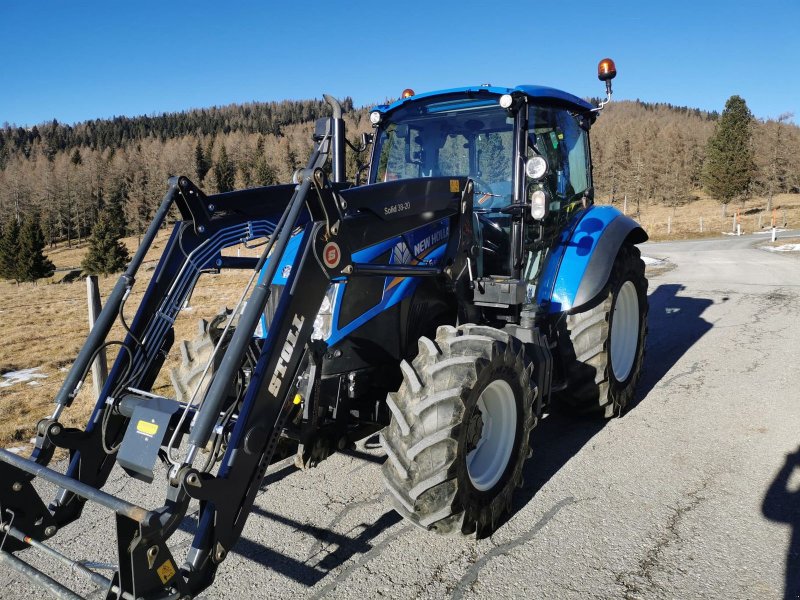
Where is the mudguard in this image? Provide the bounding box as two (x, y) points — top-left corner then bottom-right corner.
(535, 205), (647, 314)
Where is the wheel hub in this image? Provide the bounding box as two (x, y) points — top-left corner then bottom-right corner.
(610, 280), (640, 382)
(466, 379), (517, 492)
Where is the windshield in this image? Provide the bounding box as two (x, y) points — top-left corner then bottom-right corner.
(371, 97), (515, 208)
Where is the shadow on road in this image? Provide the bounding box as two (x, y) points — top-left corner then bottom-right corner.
(509, 283), (715, 526)
(631, 283), (715, 409)
(762, 448), (800, 600)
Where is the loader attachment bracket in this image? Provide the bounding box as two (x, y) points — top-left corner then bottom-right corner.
(0, 462), (58, 554)
(115, 513), (188, 599)
(174, 176), (214, 235)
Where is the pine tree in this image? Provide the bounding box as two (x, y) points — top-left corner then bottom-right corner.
(0, 219), (21, 281)
(194, 140), (211, 183)
(82, 209), (130, 275)
(252, 155), (277, 187)
(214, 144), (236, 193)
(702, 95), (755, 204)
(17, 214), (55, 282)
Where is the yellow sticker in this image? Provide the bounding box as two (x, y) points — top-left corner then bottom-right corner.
(136, 420), (159, 436)
(450, 179), (460, 193)
(156, 559), (176, 584)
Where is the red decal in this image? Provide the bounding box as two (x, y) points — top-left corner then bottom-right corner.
(323, 242), (341, 269)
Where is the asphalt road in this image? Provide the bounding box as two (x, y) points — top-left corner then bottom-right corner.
(3, 231), (800, 599)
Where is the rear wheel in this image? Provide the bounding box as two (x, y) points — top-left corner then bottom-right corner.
(556, 243), (648, 417)
(380, 324), (537, 538)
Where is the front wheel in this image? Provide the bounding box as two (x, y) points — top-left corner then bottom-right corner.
(380, 324), (537, 538)
(556, 243), (648, 417)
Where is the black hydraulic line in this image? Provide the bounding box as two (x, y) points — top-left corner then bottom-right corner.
(188, 175), (314, 450)
(350, 263), (441, 277)
(0, 524), (135, 600)
(0, 551), (83, 600)
(53, 178), (179, 407)
(0, 449), (159, 528)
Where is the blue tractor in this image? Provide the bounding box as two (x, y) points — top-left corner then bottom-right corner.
(0, 59), (647, 598)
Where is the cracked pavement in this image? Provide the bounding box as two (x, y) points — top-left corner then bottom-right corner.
(3, 231), (800, 599)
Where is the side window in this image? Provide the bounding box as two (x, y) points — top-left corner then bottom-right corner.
(376, 125), (422, 181)
(556, 111), (590, 198)
(528, 108), (590, 202)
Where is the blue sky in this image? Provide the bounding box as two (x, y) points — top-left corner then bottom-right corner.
(1, 0), (798, 126)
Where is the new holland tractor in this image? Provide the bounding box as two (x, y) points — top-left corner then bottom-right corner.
(0, 59), (647, 599)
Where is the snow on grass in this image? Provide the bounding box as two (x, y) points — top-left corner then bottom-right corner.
(763, 244), (800, 253)
(643, 256), (667, 266)
(0, 367), (48, 388)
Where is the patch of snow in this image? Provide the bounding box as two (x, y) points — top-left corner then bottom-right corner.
(0, 367), (48, 388)
(763, 244), (800, 253)
(753, 228), (788, 235)
(6, 447), (26, 454)
(642, 256), (667, 266)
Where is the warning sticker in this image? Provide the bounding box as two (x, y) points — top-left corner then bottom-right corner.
(450, 179), (460, 193)
(157, 559), (176, 584)
(323, 242), (341, 269)
(136, 420), (158, 437)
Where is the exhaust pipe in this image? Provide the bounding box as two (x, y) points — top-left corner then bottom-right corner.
(323, 94), (346, 183)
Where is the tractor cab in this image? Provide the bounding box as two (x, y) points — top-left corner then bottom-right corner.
(367, 85), (597, 293)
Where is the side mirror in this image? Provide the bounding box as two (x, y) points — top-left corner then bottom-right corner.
(313, 117), (333, 142)
(360, 132), (374, 150)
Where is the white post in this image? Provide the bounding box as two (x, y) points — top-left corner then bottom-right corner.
(667, 215), (672, 235)
(737, 223), (742, 236)
(700, 217), (704, 233)
(732, 216), (736, 233)
(86, 276), (108, 398)
(772, 227), (777, 242)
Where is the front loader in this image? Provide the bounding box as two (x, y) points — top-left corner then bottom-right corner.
(0, 59), (648, 599)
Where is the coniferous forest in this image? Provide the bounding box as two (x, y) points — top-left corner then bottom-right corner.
(0, 96), (798, 260)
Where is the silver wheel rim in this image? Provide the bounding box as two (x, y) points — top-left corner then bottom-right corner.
(467, 379), (517, 492)
(610, 280), (640, 382)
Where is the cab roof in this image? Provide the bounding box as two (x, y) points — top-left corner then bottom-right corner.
(371, 85), (595, 116)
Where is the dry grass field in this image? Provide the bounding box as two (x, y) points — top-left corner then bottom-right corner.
(0, 230), (259, 450)
(614, 192), (800, 241)
(1, 192), (798, 449)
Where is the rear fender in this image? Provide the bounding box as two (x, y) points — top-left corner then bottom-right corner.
(536, 205), (647, 314)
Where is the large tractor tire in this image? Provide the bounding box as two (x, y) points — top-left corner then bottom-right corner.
(380, 324), (537, 538)
(556, 243), (648, 418)
(170, 285), (283, 404)
(170, 309), (235, 405)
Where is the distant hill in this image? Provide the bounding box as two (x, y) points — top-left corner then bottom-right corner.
(0, 97), (797, 249)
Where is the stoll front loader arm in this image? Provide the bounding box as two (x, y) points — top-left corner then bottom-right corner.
(0, 113), (475, 599)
